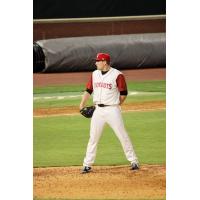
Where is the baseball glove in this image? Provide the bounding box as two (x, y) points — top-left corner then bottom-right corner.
(80, 106), (96, 118)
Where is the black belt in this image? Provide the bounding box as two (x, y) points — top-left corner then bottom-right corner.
(97, 104), (110, 107)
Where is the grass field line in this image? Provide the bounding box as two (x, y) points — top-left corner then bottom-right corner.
(33, 107), (166, 118)
(33, 91), (165, 101)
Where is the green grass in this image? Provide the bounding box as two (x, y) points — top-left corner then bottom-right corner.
(34, 80), (166, 94)
(33, 80), (166, 167)
(33, 84), (85, 94)
(33, 110), (165, 167)
(33, 93), (165, 109)
(33, 80), (166, 109)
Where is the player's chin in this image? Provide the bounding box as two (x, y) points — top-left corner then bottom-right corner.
(96, 66), (101, 70)
(97, 66), (103, 70)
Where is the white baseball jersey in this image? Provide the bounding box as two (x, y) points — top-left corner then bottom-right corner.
(83, 67), (139, 167)
(86, 67), (127, 105)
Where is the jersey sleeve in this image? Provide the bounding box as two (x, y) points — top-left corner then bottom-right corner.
(86, 74), (93, 94)
(116, 74), (128, 95)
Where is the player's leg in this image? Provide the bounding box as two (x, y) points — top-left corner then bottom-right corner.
(83, 107), (106, 167)
(106, 106), (139, 165)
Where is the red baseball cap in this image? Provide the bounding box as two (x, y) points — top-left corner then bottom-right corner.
(95, 53), (110, 62)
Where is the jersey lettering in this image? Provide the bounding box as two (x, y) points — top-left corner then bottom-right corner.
(94, 82), (112, 90)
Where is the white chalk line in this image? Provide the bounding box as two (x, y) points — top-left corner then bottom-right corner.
(33, 91), (165, 101)
(33, 95), (82, 100)
(33, 107), (165, 118)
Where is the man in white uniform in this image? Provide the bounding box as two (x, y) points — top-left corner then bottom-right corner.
(80, 53), (139, 173)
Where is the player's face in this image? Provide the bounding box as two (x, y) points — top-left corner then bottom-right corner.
(95, 60), (106, 70)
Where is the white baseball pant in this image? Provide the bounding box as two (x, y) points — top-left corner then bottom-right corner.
(83, 105), (138, 167)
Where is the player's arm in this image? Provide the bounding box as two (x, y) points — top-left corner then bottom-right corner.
(119, 94), (127, 105)
(80, 91), (91, 110)
(116, 74), (128, 105)
(79, 74), (93, 110)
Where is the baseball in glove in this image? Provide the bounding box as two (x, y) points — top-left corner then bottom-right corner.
(80, 106), (96, 118)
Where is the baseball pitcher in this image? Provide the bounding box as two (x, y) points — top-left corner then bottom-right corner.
(80, 53), (139, 173)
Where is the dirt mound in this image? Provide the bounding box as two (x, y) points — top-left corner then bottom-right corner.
(34, 164), (165, 199)
(34, 101), (166, 117)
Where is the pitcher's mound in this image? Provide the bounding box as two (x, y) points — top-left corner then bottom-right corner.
(34, 164), (165, 199)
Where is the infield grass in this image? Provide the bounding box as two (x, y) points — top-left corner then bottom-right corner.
(33, 80), (166, 167)
(33, 110), (165, 167)
(33, 80), (166, 109)
(34, 80), (166, 94)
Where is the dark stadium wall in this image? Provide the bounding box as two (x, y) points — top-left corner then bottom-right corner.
(33, 0), (166, 41)
(33, 18), (166, 41)
(34, 0), (166, 19)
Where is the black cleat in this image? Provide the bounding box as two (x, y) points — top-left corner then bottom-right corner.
(131, 163), (139, 170)
(81, 166), (92, 174)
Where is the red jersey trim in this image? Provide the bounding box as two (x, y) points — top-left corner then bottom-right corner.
(86, 74), (93, 92)
(116, 74), (127, 92)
